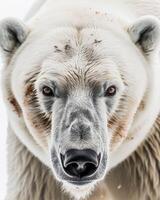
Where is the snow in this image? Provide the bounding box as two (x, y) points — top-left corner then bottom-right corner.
(0, 0), (34, 199)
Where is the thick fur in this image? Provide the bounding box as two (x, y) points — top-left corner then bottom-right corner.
(5, 117), (160, 200)
(1, 0), (160, 199)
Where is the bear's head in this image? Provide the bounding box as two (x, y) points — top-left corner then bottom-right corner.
(1, 14), (160, 199)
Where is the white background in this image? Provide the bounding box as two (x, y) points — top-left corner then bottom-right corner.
(0, 1), (35, 199)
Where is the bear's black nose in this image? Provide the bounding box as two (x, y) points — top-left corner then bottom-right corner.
(61, 149), (100, 179)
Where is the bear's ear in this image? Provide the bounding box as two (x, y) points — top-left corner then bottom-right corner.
(128, 16), (160, 54)
(0, 18), (29, 62)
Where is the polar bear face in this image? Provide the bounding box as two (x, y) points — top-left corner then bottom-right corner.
(1, 16), (160, 199)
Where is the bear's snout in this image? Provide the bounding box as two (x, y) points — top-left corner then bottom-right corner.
(61, 149), (100, 182)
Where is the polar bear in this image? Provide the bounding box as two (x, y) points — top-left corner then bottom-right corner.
(1, 0), (160, 199)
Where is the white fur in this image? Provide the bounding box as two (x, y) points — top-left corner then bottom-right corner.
(1, 0), (160, 199)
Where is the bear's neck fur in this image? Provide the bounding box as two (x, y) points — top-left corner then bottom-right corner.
(6, 116), (160, 200)
(106, 115), (160, 200)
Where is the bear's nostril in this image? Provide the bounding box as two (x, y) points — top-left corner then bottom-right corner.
(65, 162), (97, 178)
(61, 149), (100, 179)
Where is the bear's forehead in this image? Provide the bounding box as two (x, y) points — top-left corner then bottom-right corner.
(15, 27), (127, 93)
(47, 27), (105, 60)
(32, 27), (123, 87)
(17, 25), (128, 77)
(39, 27), (120, 71)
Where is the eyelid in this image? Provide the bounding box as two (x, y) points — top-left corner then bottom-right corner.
(103, 80), (124, 94)
(39, 80), (64, 99)
(38, 80), (56, 92)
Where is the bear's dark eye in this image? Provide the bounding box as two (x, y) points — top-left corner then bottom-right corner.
(105, 85), (117, 97)
(42, 86), (54, 97)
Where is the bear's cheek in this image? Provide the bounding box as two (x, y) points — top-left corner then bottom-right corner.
(108, 100), (138, 152)
(22, 83), (51, 150)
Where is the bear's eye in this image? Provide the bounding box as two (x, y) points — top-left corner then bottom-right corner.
(105, 85), (117, 97)
(42, 86), (54, 97)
